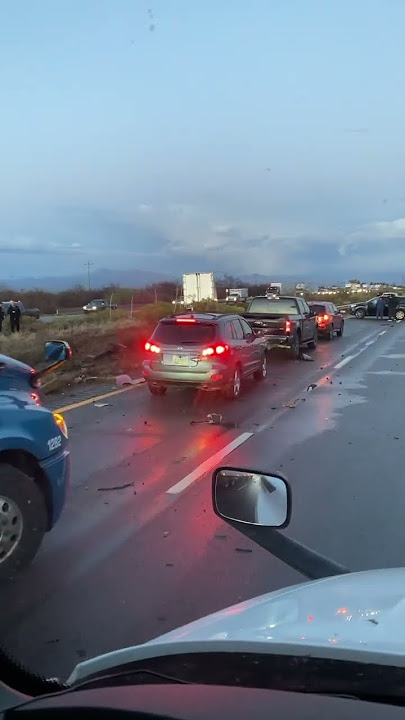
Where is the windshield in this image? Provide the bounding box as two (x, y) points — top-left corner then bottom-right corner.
(2, 0), (405, 700)
(152, 322), (216, 344)
(247, 298), (299, 314)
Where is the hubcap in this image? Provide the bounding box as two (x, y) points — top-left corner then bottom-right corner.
(0, 496), (23, 564)
(233, 370), (241, 397)
(397, 310), (405, 320)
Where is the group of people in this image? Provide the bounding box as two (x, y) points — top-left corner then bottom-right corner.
(376, 294), (399, 321)
(0, 301), (22, 334)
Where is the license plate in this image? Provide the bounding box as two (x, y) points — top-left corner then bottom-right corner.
(162, 354), (195, 367)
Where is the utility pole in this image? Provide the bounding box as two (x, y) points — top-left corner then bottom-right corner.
(85, 261), (94, 291)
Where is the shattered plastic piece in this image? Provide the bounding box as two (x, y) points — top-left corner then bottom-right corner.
(285, 400), (298, 408)
(116, 374), (136, 387)
(235, 547), (253, 554)
(97, 482), (134, 491)
(163, 531), (170, 538)
(94, 402), (113, 408)
(207, 413), (223, 425)
(300, 352), (313, 361)
(307, 383), (317, 392)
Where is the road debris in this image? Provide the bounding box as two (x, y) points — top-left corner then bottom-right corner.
(300, 352), (313, 361)
(285, 400), (298, 408)
(235, 547), (253, 554)
(97, 482), (134, 491)
(307, 383), (317, 392)
(94, 402), (113, 408)
(163, 531), (170, 538)
(116, 374), (136, 387)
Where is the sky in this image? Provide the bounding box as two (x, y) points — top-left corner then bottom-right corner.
(1, 0), (405, 285)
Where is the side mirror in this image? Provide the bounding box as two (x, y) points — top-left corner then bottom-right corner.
(45, 340), (72, 363)
(213, 467), (291, 528)
(35, 340), (72, 379)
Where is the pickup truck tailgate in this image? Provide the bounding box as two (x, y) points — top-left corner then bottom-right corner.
(243, 314), (289, 336)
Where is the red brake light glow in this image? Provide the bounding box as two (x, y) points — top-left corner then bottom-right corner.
(175, 318), (196, 323)
(317, 314), (330, 323)
(202, 344), (228, 357)
(145, 341), (161, 353)
(285, 320), (291, 333)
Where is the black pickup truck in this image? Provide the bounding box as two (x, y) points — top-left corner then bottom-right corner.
(242, 295), (318, 359)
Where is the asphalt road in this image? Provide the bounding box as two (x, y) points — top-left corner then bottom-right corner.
(1, 318), (405, 681)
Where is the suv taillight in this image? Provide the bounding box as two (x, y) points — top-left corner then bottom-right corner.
(285, 320), (292, 333)
(202, 344), (229, 357)
(145, 341), (161, 354)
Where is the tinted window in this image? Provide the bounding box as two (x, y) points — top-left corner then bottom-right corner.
(239, 318), (253, 336)
(247, 298), (299, 314)
(153, 322), (216, 344)
(309, 304), (327, 314)
(231, 320), (244, 339)
(223, 321), (234, 340)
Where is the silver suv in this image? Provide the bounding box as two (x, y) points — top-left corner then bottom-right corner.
(143, 313), (268, 399)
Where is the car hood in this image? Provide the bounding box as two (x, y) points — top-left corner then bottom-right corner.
(69, 568), (405, 683)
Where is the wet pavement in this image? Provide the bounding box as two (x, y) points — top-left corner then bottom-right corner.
(1, 318), (404, 680)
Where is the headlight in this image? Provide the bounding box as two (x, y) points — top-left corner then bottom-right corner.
(53, 412), (68, 439)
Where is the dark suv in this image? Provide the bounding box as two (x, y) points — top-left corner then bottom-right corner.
(143, 313), (268, 399)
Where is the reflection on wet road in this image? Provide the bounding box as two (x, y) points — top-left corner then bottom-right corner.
(1, 319), (405, 680)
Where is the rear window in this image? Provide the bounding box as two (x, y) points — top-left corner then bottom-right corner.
(247, 298), (299, 314)
(153, 321), (216, 344)
(309, 304), (327, 314)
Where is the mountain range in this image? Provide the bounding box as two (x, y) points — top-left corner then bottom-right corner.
(0, 267), (335, 292)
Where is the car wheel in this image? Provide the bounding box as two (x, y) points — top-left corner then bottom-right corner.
(224, 366), (241, 399)
(253, 353), (267, 382)
(326, 325), (334, 341)
(395, 308), (405, 321)
(308, 329), (318, 349)
(337, 321), (344, 337)
(148, 384), (167, 396)
(0, 464), (47, 581)
(355, 308), (365, 319)
(289, 333), (300, 359)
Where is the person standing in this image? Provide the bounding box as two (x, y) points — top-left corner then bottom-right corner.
(376, 295), (385, 320)
(7, 301), (21, 333)
(0, 304), (4, 333)
(387, 294), (398, 322)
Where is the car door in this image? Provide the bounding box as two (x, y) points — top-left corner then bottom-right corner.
(231, 318), (252, 376)
(330, 302), (342, 330)
(239, 317), (261, 373)
(299, 299), (313, 341)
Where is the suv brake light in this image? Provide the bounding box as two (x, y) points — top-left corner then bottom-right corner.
(285, 320), (291, 333)
(202, 344), (228, 357)
(145, 341), (161, 353)
(317, 314), (330, 323)
(176, 317), (196, 323)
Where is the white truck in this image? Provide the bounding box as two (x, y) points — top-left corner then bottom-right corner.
(182, 272), (217, 307)
(225, 288), (249, 303)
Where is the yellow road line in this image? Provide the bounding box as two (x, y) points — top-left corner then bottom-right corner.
(55, 381), (145, 413)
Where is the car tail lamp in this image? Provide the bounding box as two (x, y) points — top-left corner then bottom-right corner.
(317, 314), (330, 323)
(175, 317), (196, 323)
(202, 344), (228, 357)
(285, 320), (292, 333)
(53, 412), (68, 439)
(145, 341), (161, 354)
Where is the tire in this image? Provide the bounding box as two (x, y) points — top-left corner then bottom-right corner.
(337, 321), (344, 337)
(308, 329), (318, 350)
(289, 333), (300, 359)
(148, 384), (167, 396)
(395, 308), (405, 321)
(326, 325), (334, 341)
(0, 464), (47, 581)
(355, 308), (365, 319)
(224, 366), (241, 399)
(253, 353), (267, 382)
